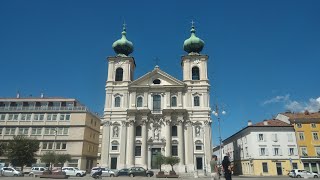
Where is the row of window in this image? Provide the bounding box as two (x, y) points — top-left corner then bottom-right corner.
(297, 123), (317, 128)
(257, 133), (295, 142)
(114, 95), (200, 108)
(42, 142), (67, 150)
(0, 127), (69, 135)
(259, 147), (297, 156)
(300, 147), (320, 156)
(113, 125), (202, 138)
(0, 113), (70, 121)
(298, 132), (319, 141)
(114, 66), (201, 82)
(0, 101), (75, 108)
(262, 162), (298, 173)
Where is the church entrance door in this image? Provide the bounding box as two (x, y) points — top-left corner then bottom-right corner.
(151, 148), (161, 169)
(110, 157), (117, 169)
(196, 157), (203, 170)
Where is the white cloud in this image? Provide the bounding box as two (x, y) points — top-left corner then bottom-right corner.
(263, 95), (320, 113)
(262, 94), (290, 105)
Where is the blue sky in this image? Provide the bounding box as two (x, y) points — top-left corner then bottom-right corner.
(1, 0), (320, 145)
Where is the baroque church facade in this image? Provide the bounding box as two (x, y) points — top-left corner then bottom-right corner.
(100, 24), (213, 173)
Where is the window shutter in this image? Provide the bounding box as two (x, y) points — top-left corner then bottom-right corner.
(257, 134), (260, 141)
(264, 134), (267, 142)
(288, 148), (291, 156)
(266, 148), (269, 156)
(259, 148), (262, 156)
(294, 148), (298, 156)
(273, 148), (276, 156)
(279, 148), (282, 156)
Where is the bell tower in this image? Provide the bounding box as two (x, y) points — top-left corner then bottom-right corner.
(181, 23), (209, 84)
(106, 24), (135, 86)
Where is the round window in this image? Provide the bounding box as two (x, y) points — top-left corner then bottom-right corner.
(153, 79), (161, 84)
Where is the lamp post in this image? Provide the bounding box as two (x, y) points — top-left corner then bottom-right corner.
(212, 105), (226, 165)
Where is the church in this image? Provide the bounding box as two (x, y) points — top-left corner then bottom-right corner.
(100, 23), (213, 173)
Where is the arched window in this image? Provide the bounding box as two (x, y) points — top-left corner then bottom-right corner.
(137, 97), (143, 107)
(194, 96), (200, 106)
(115, 68), (123, 81)
(114, 97), (121, 107)
(172, 126), (177, 137)
(153, 95), (161, 111)
(171, 96), (177, 107)
(136, 126), (142, 137)
(192, 67), (200, 80)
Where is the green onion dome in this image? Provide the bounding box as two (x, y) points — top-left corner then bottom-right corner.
(112, 24), (133, 56)
(183, 24), (204, 54)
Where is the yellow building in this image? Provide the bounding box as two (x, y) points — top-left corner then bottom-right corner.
(277, 111), (320, 173)
(0, 96), (101, 172)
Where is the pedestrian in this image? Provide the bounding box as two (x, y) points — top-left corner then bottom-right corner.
(210, 155), (219, 180)
(222, 156), (232, 180)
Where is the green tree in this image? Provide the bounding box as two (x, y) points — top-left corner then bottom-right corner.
(155, 153), (165, 172)
(6, 135), (39, 171)
(41, 151), (56, 171)
(0, 142), (7, 156)
(56, 154), (71, 171)
(165, 156), (180, 172)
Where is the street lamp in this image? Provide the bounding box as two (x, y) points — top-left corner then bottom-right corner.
(212, 105), (226, 165)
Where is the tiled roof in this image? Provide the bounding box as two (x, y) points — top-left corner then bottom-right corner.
(252, 119), (292, 127)
(282, 112), (320, 120)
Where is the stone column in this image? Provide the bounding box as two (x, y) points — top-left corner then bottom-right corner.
(147, 147), (152, 169)
(178, 119), (185, 165)
(126, 119), (135, 167)
(141, 119), (148, 168)
(204, 121), (212, 173)
(119, 121), (127, 168)
(185, 120), (193, 172)
(101, 121), (111, 167)
(165, 119), (172, 157)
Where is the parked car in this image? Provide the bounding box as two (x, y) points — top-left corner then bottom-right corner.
(0, 167), (24, 177)
(128, 167), (154, 177)
(115, 168), (129, 176)
(90, 167), (117, 177)
(62, 167), (86, 177)
(289, 169), (319, 178)
(28, 167), (48, 176)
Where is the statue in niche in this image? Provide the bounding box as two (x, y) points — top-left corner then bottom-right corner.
(154, 127), (160, 140)
(195, 126), (201, 137)
(113, 126), (119, 137)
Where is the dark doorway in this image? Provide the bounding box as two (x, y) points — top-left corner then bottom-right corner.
(111, 157), (117, 170)
(196, 157), (203, 170)
(151, 148), (161, 169)
(276, 163), (282, 175)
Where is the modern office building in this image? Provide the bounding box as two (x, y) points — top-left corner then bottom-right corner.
(0, 95), (101, 171)
(277, 111), (320, 173)
(100, 24), (213, 173)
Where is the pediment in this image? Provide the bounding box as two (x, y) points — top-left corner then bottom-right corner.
(129, 67), (185, 88)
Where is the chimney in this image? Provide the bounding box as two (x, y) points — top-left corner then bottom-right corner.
(263, 120), (268, 126)
(248, 120), (252, 126)
(41, 93), (44, 98)
(16, 92), (20, 98)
